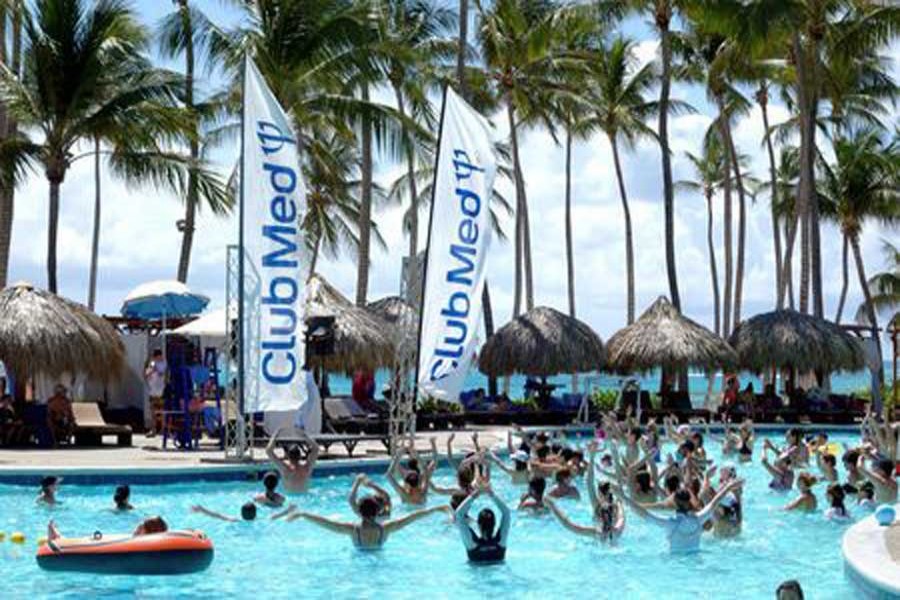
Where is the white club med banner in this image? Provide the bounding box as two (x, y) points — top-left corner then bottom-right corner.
(240, 55), (307, 413)
(417, 87), (497, 402)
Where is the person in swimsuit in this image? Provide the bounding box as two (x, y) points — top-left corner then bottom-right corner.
(784, 473), (818, 512)
(762, 446), (795, 491)
(289, 499), (448, 550)
(518, 476), (547, 513)
(113, 485), (133, 511)
(266, 428), (318, 493)
(548, 489), (625, 542)
(37, 476), (60, 506)
(349, 474), (392, 519)
(548, 468), (580, 500)
(857, 454), (898, 503)
(857, 481), (877, 510)
(47, 516), (168, 550)
(388, 453), (435, 505)
(192, 502), (260, 522)
(816, 451), (839, 483)
(254, 472), (286, 508)
(490, 450), (531, 485)
(824, 483), (851, 521)
(456, 486), (511, 563)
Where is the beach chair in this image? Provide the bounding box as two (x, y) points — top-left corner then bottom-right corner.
(324, 397), (387, 434)
(72, 403), (133, 447)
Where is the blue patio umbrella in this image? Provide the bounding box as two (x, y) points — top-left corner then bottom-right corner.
(121, 280), (210, 359)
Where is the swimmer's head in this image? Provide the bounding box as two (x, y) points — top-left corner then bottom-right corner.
(842, 449), (860, 468)
(827, 483), (846, 507)
(786, 428), (802, 445)
(450, 491), (468, 511)
(406, 458), (420, 473)
(822, 454), (836, 467)
(690, 432), (704, 448)
(241, 502), (257, 521)
(664, 474), (681, 494)
(536, 446), (550, 461)
(673, 490), (693, 513)
(404, 471), (420, 489)
(875, 459), (895, 479)
(797, 472), (817, 491)
(41, 476), (59, 493)
(477, 508), (496, 538)
(600, 454), (613, 468)
(457, 466), (475, 489)
(359, 496), (380, 520)
(263, 471), (279, 492)
(555, 468), (572, 486)
(628, 428), (642, 444)
(286, 445), (302, 463)
(860, 481), (875, 499)
(529, 476), (546, 500)
(141, 516), (168, 534)
(114, 484), (130, 507)
(689, 477), (701, 496)
(635, 470), (652, 494)
(511, 450), (529, 471)
(776, 579), (804, 600)
(597, 481), (612, 500)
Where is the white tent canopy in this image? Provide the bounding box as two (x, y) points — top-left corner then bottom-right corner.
(171, 308), (227, 340)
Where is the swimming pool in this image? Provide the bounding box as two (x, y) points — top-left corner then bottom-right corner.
(0, 432), (865, 599)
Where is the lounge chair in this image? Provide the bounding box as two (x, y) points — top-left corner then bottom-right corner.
(72, 402), (133, 447)
(324, 397), (387, 434)
(660, 391), (711, 423)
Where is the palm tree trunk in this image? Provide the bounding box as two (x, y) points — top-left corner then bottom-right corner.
(718, 96), (747, 328)
(308, 235), (321, 280)
(0, 6), (8, 289)
(610, 135), (635, 324)
(782, 215), (798, 310)
(356, 85), (373, 307)
(850, 232), (884, 400)
(395, 86), (420, 300)
(705, 192), (721, 336)
(718, 120), (734, 338)
(793, 32), (815, 315)
(758, 84), (782, 308)
(506, 95), (524, 317)
(88, 137), (101, 310)
(176, 0), (197, 283)
(0, 3), (19, 289)
(456, 0), (468, 99)
(522, 192), (534, 311)
(834, 233), (849, 324)
(47, 176), (62, 294)
(564, 129), (575, 320)
(658, 22), (680, 310)
(482, 282), (497, 399)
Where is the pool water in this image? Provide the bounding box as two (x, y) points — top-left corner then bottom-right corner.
(0, 433), (866, 599)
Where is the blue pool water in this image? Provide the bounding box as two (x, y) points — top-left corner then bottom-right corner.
(0, 433), (866, 599)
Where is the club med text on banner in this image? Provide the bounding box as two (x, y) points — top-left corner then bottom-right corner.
(417, 88), (497, 402)
(241, 55), (307, 413)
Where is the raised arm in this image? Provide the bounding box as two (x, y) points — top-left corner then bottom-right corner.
(446, 434), (459, 471)
(349, 474), (364, 517)
(760, 456), (783, 479)
(297, 429), (319, 467)
(586, 442), (599, 509)
(618, 492), (669, 527)
(290, 511), (355, 535)
(488, 452), (514, 476)
(386, 454), (404, 495)
(546, 498), (595, 537)
(697, 480), (742, 522)
(271, 504), (298, 520)
(266, 428), (284, 464)
(455, 489), (479, 549)
(384, 505), (447, 534)
(191, 505), (237, 522)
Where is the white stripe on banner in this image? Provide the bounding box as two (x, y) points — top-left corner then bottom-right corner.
(241, 55), (307, 413)
(417, 88), (497, 403)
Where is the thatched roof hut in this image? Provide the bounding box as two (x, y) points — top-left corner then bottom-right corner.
(478, 306), (605, 377)
(606, 296), (736, 373)
(306, 275), (396, 373)
(729, 309), (865, 373)
(0, 283), (125, 383)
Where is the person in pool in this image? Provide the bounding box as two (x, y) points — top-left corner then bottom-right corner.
(622, 478), (744, 553)
(548, 468), (580, 500)
(824, 483), (851, 521)
(857, 454), (898, 503)
(857, 481), (877, 510)
(548, 486), (625, 542)
(113, 485), (133, 511)
(761, 446), (795, 491)
(490, 449), (531, 485)
(816, 451), (839, 483)
(387, 452), (435, 505)
(288, 499), (448, 550)
(349, 474), (392, 520)
(47, 516), (168, 548)
(707, 464), (742, 538)
(192, 502), (260, 522)
(254, 471), (286, 508)
(37, 476), (60, 506)
(456, 484), (511, 563)
(265, 428), (319, 493)
(842, 449), (865, 488)
(784, 473), (818, 512)
(518, 476), (547, 513)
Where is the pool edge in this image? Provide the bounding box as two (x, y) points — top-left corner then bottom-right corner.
(842, 509), (900, 599)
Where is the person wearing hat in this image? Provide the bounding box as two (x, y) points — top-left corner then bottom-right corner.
(489, 449), (531, 485)
(37, 476), (60, 505)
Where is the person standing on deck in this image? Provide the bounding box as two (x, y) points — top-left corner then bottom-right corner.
(143, 349), (167, 437)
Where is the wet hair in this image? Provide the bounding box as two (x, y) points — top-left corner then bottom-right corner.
(141, 516), (168, 534)
(114, 485), (130, 507)
(405, 471), (421, 488)
(827, 484), (847, 512)
(359, 496), (380, 520)
(536, 446), (550, 461)
(673, 490), (693, 512)
(876, 459), (895, 478)
(797, 472), (817, 490)
(634, 471), (652, 494)
(560, 448), (575, 462)
(843, 449), (860, 466)
(286, 445), (302, 463)
(241, 502), (258, 521)
(597, 481), (612, 500)
(152, 349), (163, 358)
(679, 440), (695, 456)
(550, 444), (564, 456)
(787, 428), (802, 444)
(664, 474), (681, 495)
(535, 433), (549, 445)
(406, 458), (420, 473)
(555, 468), (572, 485)
(859, 481), (875, 499)
(263, 471), (279, 491)
(776, 579), (804, 600)
(817, 431), (829, 442)
(477, 508), (496, 539)
(457, 466), (475, 489)
(822, 454), (837, 467)
(600, 454), (613, 466)
(450, 492), (468, 510)
(529, 476), (546, 500)
(514, 459), (528, 472)
(41, 476), (59, 491)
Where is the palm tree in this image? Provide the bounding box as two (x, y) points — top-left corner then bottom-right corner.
(767, 145), (800, 310)
(855, 240), (899, 327)
(678, 140), (726, 335)
(0, 0), (193, 294)
(0, 0), (22, 289)
(818, 128), (898, 396)
(587, 37), (657, 324)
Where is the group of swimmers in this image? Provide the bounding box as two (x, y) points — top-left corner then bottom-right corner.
(36, 413), (899, 566)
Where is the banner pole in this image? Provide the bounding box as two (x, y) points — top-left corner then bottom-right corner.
(411, 84), (450, 430)
(237, 53), (248, 450)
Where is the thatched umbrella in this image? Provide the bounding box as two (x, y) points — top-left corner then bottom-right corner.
(0, 282), (125, 384)
(367, 296), (418, 350)
(306, 275), (396, 373)
(606, 296), (737, 373)
(729, 309), (865, 373)
(478, 306), (605, 377)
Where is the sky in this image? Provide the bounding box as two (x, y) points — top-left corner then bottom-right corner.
(5, 1), (898, 349)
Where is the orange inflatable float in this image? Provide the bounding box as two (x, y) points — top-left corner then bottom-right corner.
(36, 530), (214, 575)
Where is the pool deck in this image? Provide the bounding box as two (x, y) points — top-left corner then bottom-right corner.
(842, 508), (900, 598)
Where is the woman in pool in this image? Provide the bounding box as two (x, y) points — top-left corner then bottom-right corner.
(816, 452), (839, 483)
(547, 493), (625, 542)
(761, 446), (795, 491)
(455, 485), (511, 563)
(113, 485), (133, 511)
(349, 474), (391, 519)
(548, 468), (580, 500)
(489, 449), (531, 485)
(254, 471), (286, 508)
(857, 481), (877, 510)
(37, 476), (60, 506)
(784, 473), (818, 512)
(842, 449), (865, 488)
(518, 476), (547, 513)
(824, 483), (851, 521)
(288, 500), (448, 550)
(622, 479), (744, 553)
(387, 453), (435, 505)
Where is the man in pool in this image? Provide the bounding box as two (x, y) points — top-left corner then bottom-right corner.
(254, 472), (286, 508)
(387, 452), (435, 505)
(192, 502), (297, 522)
(455, 484), (511, 563)
(47, 516), (168, 548)
(287, 500), (449, 550)
(113, 485), (133, 511)
(266, 428), (319, 493)
(37, 476), (60, 506)
(621, 478), (744, 553)
(856, 453), (898, 503)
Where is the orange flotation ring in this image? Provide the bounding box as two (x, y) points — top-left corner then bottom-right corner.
(36, 530), (214, 575)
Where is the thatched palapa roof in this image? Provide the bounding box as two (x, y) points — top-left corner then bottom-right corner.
(478, 306), (605, 377)
(0, 283), (125, 383)
(367, 295), (418, 351)
(306, 275), (395, 373)
(729, 309), (865, 373)
(606, 296), (736, 373)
